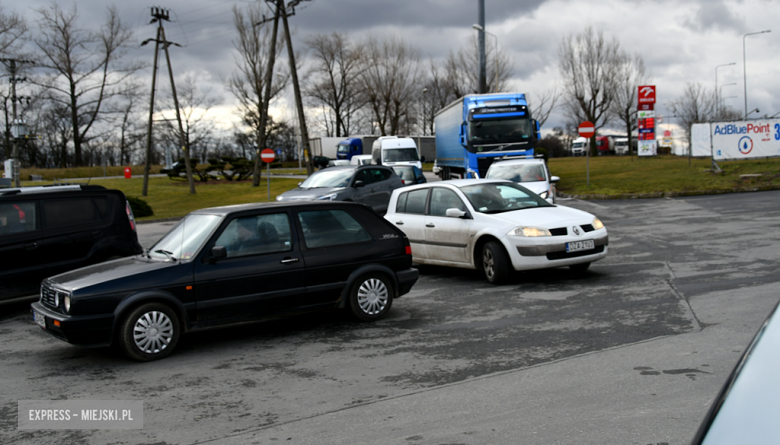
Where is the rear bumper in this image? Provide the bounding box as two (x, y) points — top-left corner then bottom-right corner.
(30, 302), (114, 347)
(395, 268), (419, 297)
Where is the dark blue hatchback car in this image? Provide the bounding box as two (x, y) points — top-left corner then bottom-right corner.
(31, 201), (418, 361)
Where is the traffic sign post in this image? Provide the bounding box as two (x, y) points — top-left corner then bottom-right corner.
(578, 121), (595, 186)
(261, 148), (275, 200)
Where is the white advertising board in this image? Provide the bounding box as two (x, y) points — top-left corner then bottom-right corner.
(711, 119), (780, 160)
(638, 140), (657, 156)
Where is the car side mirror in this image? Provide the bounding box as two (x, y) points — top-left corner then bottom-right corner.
(353, 180), (365, 188)
(550, 176), (560, 183)
(211, 246), (227, 262)
(446, 208), (467, 219)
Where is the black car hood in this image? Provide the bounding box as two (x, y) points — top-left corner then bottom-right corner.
(47, 256), (184, 293)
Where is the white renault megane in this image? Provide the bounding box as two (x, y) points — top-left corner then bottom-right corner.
(384, 179), (608, 283)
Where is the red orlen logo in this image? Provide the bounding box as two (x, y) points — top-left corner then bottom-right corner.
(638, 85), (656, 104)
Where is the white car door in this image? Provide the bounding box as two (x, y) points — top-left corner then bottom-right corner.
(424, 187), (471, 265)
(387, 188), (429, 260)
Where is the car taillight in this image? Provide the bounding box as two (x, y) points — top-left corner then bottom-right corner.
(404, 238), (412, 255)
(405, 245), (412, 255)
(125, 201), (136, 232)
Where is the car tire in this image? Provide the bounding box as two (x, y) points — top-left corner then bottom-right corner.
(349, 273), (393, 321)
(569, 262), (591, 273)
(482, 241), (511, 284)
(118, 303), (180, 361)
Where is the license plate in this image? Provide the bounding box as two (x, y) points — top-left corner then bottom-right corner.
(566, 239), (595, 253)
(33, 311), (46, 329)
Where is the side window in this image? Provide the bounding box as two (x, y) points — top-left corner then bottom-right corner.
(354, 169), (372, 185)
(429, 188), (465, 217)
(298, 209), (371, 249)
(371, 168), (392, 182)
(396, 189), (428, 215)
(214, 213), (292, 258)
(42, 198), (101, 229)
(0, 201), (37, 235)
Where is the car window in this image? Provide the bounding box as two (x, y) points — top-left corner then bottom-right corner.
(370, 168), (392, 182)
(395, 188), (428, 215)
(299, 168), (355, 188)
(354, 169), (373, 185)
(298, 209), (371, 249)
(150, 213), (223, 260)
(429, 188), (466, 217)
(42, 198), (101, 229)
(460, 182), (550, 213)
(0, 201), (36, 235)
(215, 213), (292, 258)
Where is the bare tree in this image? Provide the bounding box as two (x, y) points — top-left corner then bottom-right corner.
(0, 4), (27, 54)
(109, 81), (145, 165)
(441, 34), (514, 98)
(305, 31), (365, 137)
(669, 82), (716, 145)
(158, 74), (220, 163)
(527, 86), (560, 128)
(33, 3), (141, 166)
(358, 35), (422, 136)
(609, 52), (649, 154)
(558, 26), (620, 155)
(227, 2), (286, 186)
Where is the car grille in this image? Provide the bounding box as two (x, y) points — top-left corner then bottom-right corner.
(40, 283), (65, 311)
(550, 227), (568, 236)
(580, 224), (595, 232)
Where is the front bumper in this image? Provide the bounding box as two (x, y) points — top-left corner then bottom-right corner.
(30, 302), (115, 347)
(506, 232), (609, 270)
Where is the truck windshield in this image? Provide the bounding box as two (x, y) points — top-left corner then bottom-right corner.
(337, 144), (351, 153)
(383, 148), (419, 163)
(469, 117), (533, 145)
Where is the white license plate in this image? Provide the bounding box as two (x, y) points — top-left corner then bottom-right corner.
(566, 239), (595, 253)
(33, 311), (46, 329)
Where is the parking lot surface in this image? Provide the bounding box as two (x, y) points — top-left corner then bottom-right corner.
(1, 190), (779, 444)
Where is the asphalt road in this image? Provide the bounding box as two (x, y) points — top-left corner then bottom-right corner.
(1, 190), (779, 444)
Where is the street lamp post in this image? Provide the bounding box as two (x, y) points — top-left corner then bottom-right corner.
(743, 30), (771, 118)
(715, 63), (735, 118)
(472, 24), (498, 93)
(718, 83), (736, 116)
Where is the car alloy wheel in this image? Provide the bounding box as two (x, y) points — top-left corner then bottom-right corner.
(482, 241), (511, 284)
(350, 273), (393, 321)
(119, 303), (180, 361)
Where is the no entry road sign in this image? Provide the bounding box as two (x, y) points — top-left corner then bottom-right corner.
(578, 121), (595, 138)
(261, 148), (276, 163)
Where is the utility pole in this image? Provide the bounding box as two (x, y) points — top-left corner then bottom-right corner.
(279, 0), (314, 175)
(477, 0), (486, 94)
(252, 0), (281, 187)
(2, 58), (33, 187)
(141, 7), (196, 196)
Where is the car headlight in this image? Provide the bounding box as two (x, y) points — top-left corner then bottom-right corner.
(63, 295), (71, 313)
(538, 191), (549, 199)
(317, 193), (338, 201)
(508, 226), (552, 237)
(592, 217), (604, 230)
(275, 195), (283, 201)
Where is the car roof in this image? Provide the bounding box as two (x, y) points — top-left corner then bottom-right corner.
(400, 179), (508, 191)
(0, 184), (112, 198)
(490, 157), (546, 166)
(191, 200), (369, 215)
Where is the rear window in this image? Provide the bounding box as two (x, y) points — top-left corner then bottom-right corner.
(298, 209), (372, 249)
(43, 198), (102, 229)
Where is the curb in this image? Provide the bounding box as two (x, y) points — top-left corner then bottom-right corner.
(559, 184), (780, 200)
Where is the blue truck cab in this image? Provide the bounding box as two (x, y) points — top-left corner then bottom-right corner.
(336, 138), (363, 161)
(434, 93), (540, 179)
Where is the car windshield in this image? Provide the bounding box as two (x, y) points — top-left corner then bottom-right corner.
(460, 182), (551, 214)
(149, 213), (223, 260)
(299, 168), (355, 188)
(392, 167), (413, 180)
(383, 148), (419, 162)
(487, 163), (547, 183)
(469, 117), (534, 144)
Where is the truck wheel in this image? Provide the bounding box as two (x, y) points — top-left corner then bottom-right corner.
(349, 273), (393, 321)
(118, 303), (180, 361)
(482, 241), (511, 284)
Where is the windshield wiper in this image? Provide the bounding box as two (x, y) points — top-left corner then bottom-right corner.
(153, 249), (177, 261)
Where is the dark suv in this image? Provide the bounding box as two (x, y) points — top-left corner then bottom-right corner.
(1, 185), (142, 302)
(31, 201), (419, 361)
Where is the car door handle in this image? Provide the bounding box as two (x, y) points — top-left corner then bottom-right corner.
(395, 221), (404, 225)
(426, 223), (435, 228)
(280, 257), (299, 264)
(25, 242), (38, 250)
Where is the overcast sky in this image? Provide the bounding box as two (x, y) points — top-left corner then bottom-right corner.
(9, 0), (780, 136)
